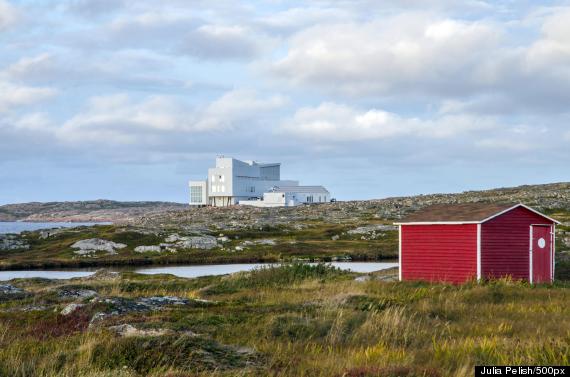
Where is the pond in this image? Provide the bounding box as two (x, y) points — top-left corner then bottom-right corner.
(0, 262), (399, 281)
(0, 222), (112, 234)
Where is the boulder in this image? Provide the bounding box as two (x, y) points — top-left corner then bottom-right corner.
(0, 235), (29, 250)
(58, 288), (98, 299)
(0, 284), (24, 295)
(61, 303), (84, 315)
(107, 324), (178, 337)
(134, 245), (162, 253)
(71, 238), (127, 255)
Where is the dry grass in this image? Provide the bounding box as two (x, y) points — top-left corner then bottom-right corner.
(0, 265), (568, 376)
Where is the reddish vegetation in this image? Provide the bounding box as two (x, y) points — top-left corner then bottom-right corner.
(29, 310), (91, 340)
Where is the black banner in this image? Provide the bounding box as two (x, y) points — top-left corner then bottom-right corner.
(475, 366), (568, 376)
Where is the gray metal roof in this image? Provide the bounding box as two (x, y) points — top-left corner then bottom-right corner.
(271, 185), (329, 194)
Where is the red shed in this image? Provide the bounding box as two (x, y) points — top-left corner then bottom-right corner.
(396, 203), (560, 284)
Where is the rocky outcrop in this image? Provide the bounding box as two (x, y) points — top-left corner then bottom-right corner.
(107, 324), (180, 337)
(0, 234), (29, 250)
(165, 234), (219, 250)
(0, 284), (24, 295)
(348, 225), (397, 234)
(134, 245), (162, 253)
(71, 239), (127, 255)
(0, 199), (187, 223)
(0, 284), (27, 301)
(58, 288), (98, 299)
(61, 303), (84, 315)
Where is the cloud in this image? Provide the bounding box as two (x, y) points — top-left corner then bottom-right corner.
(0, 0), (18, 30)
(0, 81), (57, 112)
(57, 89), (287, 144)
(179, 24), (264, 60)
(281, 102), (496, 142)
(272, 14), (501, 97)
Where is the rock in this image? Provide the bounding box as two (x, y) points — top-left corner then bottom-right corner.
(58, 288), (98, 299)
(0, 284), (24, 295)
(81, 269), (120, 281)
(39, 228), (67, 239)
(107, 324), (177, 337)
(71, 238), (127, 255)
(163, 234), (218, 250)
(331, 235), (340, 241)
(61, 303), (84, 315)
(217, 236), (229, 242)
(134, 245), (162, 253)
(178, 236), (218, 250)
(0, 234), (29, 250)
(348, 224), (398, 235)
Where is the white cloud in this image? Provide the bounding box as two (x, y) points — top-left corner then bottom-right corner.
(282, 102), (495, 142)
(0, 81), (57, 112)
(2, 54), (54, 79)
(57, 89), (287, 144)
(195, 89), (286, 131)
(0, 0), (18, 30)
(272, 14), (501, 96)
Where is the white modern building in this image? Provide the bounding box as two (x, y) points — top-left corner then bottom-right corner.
(189, 156), (330, 207)
(239, 186), (330, 207)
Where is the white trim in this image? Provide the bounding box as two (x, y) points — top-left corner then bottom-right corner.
(480, 203), (561, 225)
(394, 203), (561, 226)
(398, 225), (402, 281)
(529, 225), (533, 284)
(550, 224), (556, 283)
(477, 223), (482, 281)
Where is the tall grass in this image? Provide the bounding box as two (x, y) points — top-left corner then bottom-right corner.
(0, 268), (568, 376)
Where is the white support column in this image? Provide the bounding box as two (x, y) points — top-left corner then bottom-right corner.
(477, 224), (482, 281)
(552, 224), (556, 282)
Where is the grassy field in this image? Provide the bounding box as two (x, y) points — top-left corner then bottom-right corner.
(0, 264), (568, 376)
(0, 221), (399, 270)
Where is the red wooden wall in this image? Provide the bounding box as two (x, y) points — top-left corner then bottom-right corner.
(401, 224), (477, 284)
(481, 206), (552, 280)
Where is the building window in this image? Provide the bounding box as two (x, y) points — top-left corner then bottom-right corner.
(221, 185), (225, 192)
(212, 186), (217, 193)
(219, 175), (224, 182)
(211, 175), (216, 183)
(190, 186), (203, 203)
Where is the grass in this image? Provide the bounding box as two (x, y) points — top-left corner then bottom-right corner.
(0, 222), (399, 270)
(0, 265), (568, 376)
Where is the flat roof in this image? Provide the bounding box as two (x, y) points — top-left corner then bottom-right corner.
(271, 185), (329, 194)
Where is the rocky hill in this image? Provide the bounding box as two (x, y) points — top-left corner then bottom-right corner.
(132, 182), (570, 231)
(0, 200), (187, 223)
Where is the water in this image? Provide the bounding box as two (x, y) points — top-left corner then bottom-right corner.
(0, 262), (399, 281)
(0, 222), (112, 234)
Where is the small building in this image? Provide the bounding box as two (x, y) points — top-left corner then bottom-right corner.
(395, 203), (560, 284)
(239, 186), (330, 207)
(189, 156), (329, 207)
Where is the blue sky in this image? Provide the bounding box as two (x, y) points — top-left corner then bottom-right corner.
(0, 0), (569, 204)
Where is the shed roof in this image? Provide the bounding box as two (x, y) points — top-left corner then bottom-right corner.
(396, 203), (560, 224)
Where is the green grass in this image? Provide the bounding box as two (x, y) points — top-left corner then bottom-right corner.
(0, 265), (568, 376)
(0, 222), (398, 269)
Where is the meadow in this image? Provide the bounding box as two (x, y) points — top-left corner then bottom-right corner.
(0, 264), (568, 377)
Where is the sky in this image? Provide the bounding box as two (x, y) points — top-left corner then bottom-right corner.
(0, 0), (569, 204)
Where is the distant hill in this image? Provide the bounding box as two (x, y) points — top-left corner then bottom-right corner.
(0, 200), (187, 223)
(372, 182), (570, 220)
(1, 182), (569, 225)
